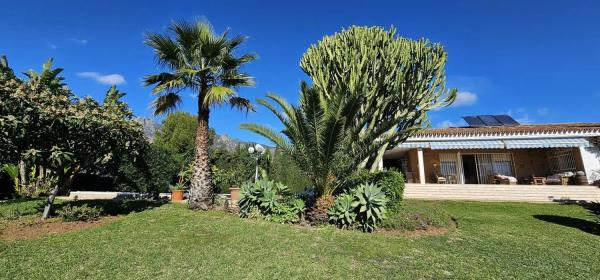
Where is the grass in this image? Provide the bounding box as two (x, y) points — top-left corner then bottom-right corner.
(381, 200), (455, 231)
(1, 200), (599, 279)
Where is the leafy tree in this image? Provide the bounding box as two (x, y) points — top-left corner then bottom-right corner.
(209, 145), (267, 193)
(242, 26), (455, 201)
(144, 19), (256, 210)
(0, 57), (145, 218)
(269, 148), (310, 193)
(153, 111), (215, 166)
(300, 26), (456, 171)
(116, 144), (179, 194)
(23, 58), (66, 92)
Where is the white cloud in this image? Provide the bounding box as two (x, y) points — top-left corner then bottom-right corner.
(536, 107), (549, 116)
(437, 120), (459, 128)
(516, 114), (534, 124)
(452, 91), (478, 107)
(77, 72), (125, 85)
(47, 43), (57, 50)
(70, 38), (88, 44)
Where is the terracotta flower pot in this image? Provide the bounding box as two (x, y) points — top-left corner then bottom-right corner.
(171, 190), (184, 201)
(229, 187), (241, 204)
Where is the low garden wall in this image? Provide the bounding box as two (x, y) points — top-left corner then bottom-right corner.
(405, 183), (600, 203)
(68, 191), (144, 200)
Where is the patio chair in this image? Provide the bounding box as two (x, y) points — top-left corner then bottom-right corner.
(446, 175), (458, 184)
(434, 172), (447, 184)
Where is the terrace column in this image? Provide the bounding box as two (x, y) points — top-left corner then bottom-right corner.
(417, 148), (426, 184)
(579, 146), (600, 183)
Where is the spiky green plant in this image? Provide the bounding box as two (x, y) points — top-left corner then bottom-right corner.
(351, 183), (388, 232)
(242, 83), (397, 197)
(328, 193), (356, 229)
(144, 19), (256, 210)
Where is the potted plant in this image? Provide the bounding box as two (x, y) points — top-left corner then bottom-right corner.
(170, 184), (185, 201)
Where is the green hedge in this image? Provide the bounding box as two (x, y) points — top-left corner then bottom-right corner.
(338, 169), (405, 212)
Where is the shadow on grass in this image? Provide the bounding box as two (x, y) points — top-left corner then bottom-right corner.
(52, 199), (168, 216)
(533, 215), (599, 236)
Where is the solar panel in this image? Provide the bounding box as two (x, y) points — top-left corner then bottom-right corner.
(495, 115), (520, 126)
(463, 115), (520, 127)
(479, 115), (503, 126)
(463, 116), (485, 127)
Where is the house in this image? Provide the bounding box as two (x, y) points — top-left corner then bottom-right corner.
(383, 115), (600, 186)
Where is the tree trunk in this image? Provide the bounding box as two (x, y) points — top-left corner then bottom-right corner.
(188, 107), (214, 210)
(42, 167), (78, 220)
(18, 160), (28, 195)
(42, 183), (60, 220)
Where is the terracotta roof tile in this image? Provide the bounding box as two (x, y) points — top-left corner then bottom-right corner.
(416, 123), (600, 137)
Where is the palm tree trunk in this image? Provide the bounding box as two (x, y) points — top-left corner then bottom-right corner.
(188, 107), (214, 210)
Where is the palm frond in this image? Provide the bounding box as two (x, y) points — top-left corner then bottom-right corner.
(221, 72), (255, 87)
(228, 96), (255, 112)
(144, 33), (181, 69)
(202, 85), (236, 108)
(240, 123), (290, 150)
(151, 92), (182, 115)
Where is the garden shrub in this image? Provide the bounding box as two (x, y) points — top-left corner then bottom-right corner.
(57, 203), (103, 222)
(238, 179), (305, 223)
(339, 169), (404, 212)
(329, 183), (388, 232)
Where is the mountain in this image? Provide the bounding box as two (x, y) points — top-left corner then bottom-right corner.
(136, 117), (269, 150)
(213, 133), (248, 150)
(135, 117), (161, 142)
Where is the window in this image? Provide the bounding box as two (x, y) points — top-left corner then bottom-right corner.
(547, 149), (576, 173)
(439, 153), (458, 177)
(474, 153), (515, 184)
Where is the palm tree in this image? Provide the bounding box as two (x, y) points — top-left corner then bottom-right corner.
(241, 82), (403, 198)
(144, 20), (256, 210)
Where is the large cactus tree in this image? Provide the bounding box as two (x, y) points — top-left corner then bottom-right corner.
(300, 26), (456, 172)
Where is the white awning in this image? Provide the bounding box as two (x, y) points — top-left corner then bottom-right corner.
(503, 138), (590, 149)
(430, 140), (505, 150)
(396, 142), (430, 149)
(395, 137), (591, 150)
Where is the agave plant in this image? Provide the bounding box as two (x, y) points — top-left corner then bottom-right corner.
(328, 193), (357, 229)
(351, 183), (388, 232)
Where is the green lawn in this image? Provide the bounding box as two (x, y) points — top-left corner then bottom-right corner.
(1, 200), (598, 279)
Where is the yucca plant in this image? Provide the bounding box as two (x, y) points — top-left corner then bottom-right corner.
(351, 183), (388, 232)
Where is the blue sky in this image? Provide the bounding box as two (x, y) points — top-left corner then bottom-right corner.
(2, 0), (599, 144)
